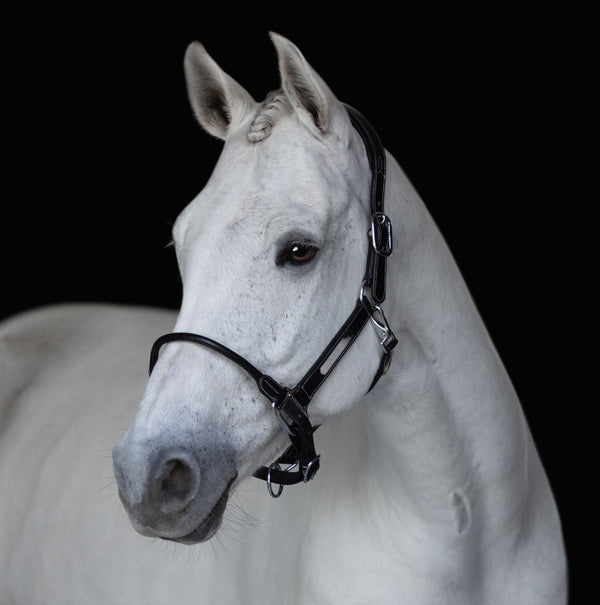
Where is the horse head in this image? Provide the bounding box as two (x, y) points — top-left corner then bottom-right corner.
(112, 33), (385, 544)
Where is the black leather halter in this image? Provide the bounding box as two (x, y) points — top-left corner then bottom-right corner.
(149, 105), (397, 497)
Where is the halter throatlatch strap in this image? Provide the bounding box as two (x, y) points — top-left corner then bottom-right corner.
(148, 106), (397, 497)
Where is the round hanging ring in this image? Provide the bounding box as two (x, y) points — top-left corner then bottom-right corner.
(267, 463), (284, 498)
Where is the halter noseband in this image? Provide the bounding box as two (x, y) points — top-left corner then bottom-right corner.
(149, 106), (397, 497)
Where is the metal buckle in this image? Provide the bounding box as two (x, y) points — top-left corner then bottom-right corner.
(371, 212), (393, 257)
(272, 400), (295, 436)
(302, 455), (321, 483)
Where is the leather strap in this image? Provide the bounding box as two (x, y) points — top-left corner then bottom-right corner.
(291, 300), (372, 407)
(345, 105), (391, 304)
(150, 333), (264, 382)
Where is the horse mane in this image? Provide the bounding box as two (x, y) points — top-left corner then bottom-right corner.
(247, 89), (289, 143)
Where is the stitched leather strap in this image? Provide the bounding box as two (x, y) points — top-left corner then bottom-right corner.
(345, 105), (390, 304)
(292, 300), (373, 406)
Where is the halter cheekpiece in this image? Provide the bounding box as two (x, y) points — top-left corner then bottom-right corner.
(149, 105), (397, 497)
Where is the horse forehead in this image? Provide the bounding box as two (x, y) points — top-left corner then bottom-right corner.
(229, 125), (349, 201)
(180, 131), (351, 236)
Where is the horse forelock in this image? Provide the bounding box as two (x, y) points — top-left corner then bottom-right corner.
(247, 89), (289, 143)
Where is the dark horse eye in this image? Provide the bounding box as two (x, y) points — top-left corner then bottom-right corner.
(276, 239), (319, 267)
(289, 243), (317, 264)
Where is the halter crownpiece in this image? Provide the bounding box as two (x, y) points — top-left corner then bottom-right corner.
(149, 106), (397, 497)
(345, 105), (392, 305)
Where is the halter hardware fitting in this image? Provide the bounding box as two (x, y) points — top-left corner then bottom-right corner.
(371, 212), (393, 258)
(369, 304), (397, 356)
(148, 105), (397, 498)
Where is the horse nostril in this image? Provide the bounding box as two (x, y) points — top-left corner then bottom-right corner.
(162, 459), (194, 497)
(151, 455), (201, 514)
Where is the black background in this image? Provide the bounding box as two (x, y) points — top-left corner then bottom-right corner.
(3, 7), (586, 600)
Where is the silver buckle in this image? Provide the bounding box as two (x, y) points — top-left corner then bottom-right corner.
(271, 399), (295, 436)
(302, 455), (321, 483)
(371, 212), (393, 257)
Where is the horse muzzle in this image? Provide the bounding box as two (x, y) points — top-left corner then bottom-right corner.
(112, 439), (236, 543)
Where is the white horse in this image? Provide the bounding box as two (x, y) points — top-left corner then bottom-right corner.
(0, 33), (566, 604)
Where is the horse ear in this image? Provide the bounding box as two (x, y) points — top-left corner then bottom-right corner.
(184, 42), (256, 140)
(270, 32), (338, 136)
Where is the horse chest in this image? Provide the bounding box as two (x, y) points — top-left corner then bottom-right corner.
(295, 501), (406, 603)
(273, 457), (479, 604)
(295, 510), (480, 604)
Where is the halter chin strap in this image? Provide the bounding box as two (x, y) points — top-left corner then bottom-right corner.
(148, 106), (397, 497)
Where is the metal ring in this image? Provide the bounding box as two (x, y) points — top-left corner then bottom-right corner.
(267, 463), (284, 498)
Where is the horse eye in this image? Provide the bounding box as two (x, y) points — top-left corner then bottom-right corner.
(276, 240), (319, 266)
(290, 243), (317, 264)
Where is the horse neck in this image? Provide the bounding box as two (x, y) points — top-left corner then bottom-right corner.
(362, 155), (530, 538)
